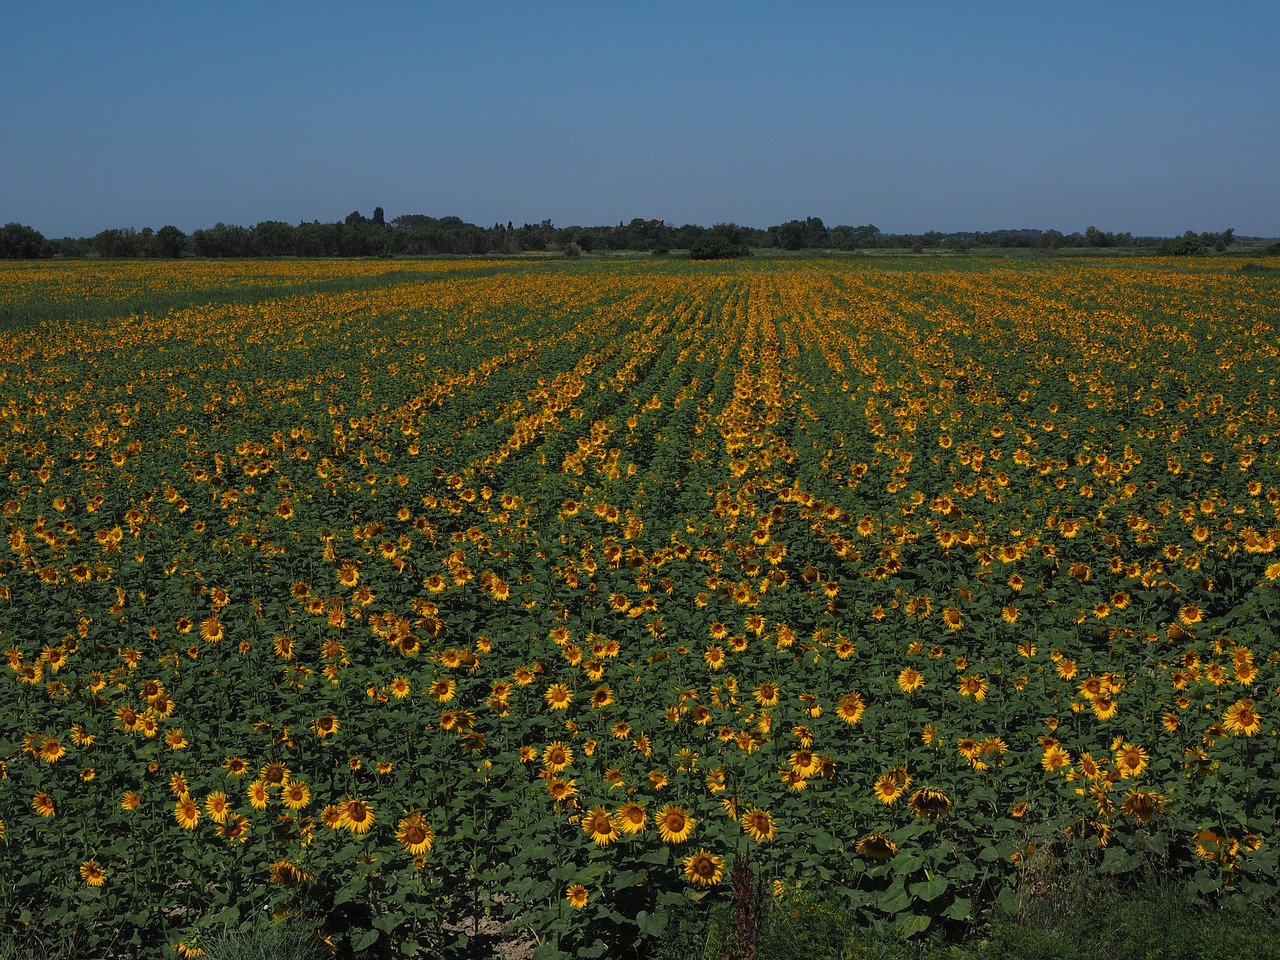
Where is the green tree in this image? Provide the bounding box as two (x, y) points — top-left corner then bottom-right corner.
(153, 225), (187, 258)
(0, 222), (52, 258)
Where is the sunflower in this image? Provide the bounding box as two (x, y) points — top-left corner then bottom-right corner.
(789, 750), (821, 778)
(616, 802), (646, 834)
(1120, 789), (1169, 824)
(1113, 742), (1149, 778)
(941, 607), (964, 630)
(590, 685), (614, 708)
(897, 667), (924, 695)
(874, 771), (907, 805)
(205, 791), (231, 824)
(312, 714), (340, 738)
(32, 792), (55, 818)
(565, 883), (590, 909)
(682, 849), (725, 886)
(909, 788), (953, 819)
(342, 798), (376, 834)
(38, 737), (66, 763)
(544, 683), (573, 710)
(80, 859), (107, 887)
(223, 756), (250, 775)
(703, 645), (726, 670)
(957, 675), (989, 701)
(282, 781), (311, 811)
(1224, 699), (1262, 737)
(260, 762), (290, 788)
(247, 780), (271, 810)
(740, 807), (776, 843)
(219, 813), (250, 844)
(1089, 696), (1119, 721)
(582, 806), (621, 846)
(396, 811), (434, 855)
(121, 790), (141, 811)
(1041, 745), (1071, 772)
(165, 728), (188, 750)
(656, 804), (696, 844)
(753, 681), (781, 707)
(174, 796), (201, 830)
(855, 833), (898, 862)
(542, 741), (574, 773)
(546, 779), (578, 802)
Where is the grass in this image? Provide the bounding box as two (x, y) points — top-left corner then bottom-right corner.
(648, 869), (1280, 960)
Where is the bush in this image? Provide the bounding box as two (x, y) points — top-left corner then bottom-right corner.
(689, 233), (750, 260)
(1158, 232), (1208, 255)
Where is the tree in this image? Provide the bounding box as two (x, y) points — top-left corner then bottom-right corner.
(153, 225), (187, 258)
(1084, 225), (1111, 247)
(0, 222), (52, 259)
(371, 207), (385, 226)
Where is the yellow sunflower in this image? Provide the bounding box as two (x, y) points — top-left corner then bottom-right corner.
(682, 849), (725, 886)
(582, 806), (621, 846)
(656, 804), (696, 844)
(396, 812), (434, 855)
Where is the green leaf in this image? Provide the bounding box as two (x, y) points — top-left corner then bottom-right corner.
(909, 874), (949, 902)
(895, 913), (931, 938)
(351, 927), (380, 953)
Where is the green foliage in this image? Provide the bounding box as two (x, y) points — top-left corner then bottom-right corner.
(0, 222), (52, 259)
(688, 233), (750, 259)
(1158, 231), (1209, 255)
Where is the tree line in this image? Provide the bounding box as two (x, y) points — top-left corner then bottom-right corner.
(0, 213), (1255, 260)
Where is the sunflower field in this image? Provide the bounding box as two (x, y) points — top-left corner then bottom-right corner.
(2, 254), (1280, 958)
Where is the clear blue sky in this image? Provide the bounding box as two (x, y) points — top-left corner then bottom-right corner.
(4, 2), (1278, 238)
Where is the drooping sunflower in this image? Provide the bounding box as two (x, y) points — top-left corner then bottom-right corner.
(740, 807), (776, 843)
(32, 792), (55, 818)
(656, 804), (696, 844)
(582, 806), (621, 846)
(1120, 789), (1169, 824)
(396, 811), (434, 856)
(682, 849), (725, 886)
(909, 788), (953, 819)
(855, 833), (898, 862)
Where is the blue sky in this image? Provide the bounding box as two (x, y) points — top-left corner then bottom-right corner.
(3, 2), (1278, 238)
